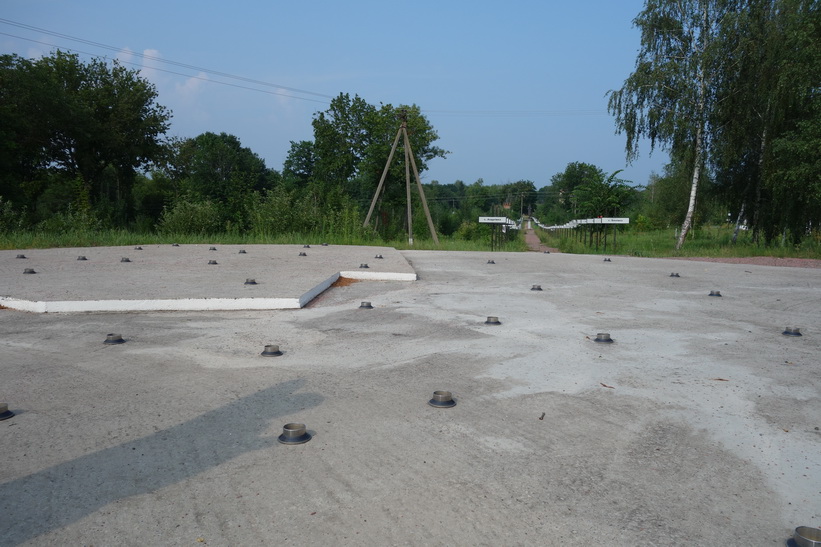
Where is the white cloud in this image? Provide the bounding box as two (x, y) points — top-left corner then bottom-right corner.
(116, 47), (135, 65)
(139, 48), (162, 84)
(175, 72), (208, 104)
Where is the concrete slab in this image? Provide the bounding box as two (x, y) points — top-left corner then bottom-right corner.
(0, 248), (818, 545)
(0, 244), (415, 312)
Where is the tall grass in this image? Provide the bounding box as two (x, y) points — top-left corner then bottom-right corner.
(0, 228), (528, 252)
(536, 225), (821, 259)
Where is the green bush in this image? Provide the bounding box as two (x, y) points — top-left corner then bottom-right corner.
(157, 199), (222, 234)
(0, 197), (28, 232)
(36, 203), (101, 232)
(248, 188), (303, 236)
(454, 221), (487, 241)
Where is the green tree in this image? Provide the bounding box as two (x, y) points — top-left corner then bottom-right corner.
(502, 180), (538, 216)
(608, 0), (726, 249)
(573, 170), (635, 218)
(536, 162), (606, 222)
(309, 93), (447, 236)
(282, 140), (316, 190)
(168, 132), (274, 229)
(0, 51), (171, 224)
(711, 0), (820, 244)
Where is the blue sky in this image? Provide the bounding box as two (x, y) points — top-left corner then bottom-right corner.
(1, 1), (669, 189)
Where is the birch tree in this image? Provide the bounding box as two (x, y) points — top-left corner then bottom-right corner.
(608, 0), (726, 249)
(711, 0), (820, 244)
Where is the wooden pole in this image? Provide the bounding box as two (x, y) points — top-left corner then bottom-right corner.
(404, 126), (440, 245)
(404, 127), (413, 245)
(364, 111), (439, 246)
(363, 127), (403, 228)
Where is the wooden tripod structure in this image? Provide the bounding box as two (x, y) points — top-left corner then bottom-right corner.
(363, 110), (439, 246)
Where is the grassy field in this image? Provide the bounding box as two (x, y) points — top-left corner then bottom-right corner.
(536, 225), (821, 259)
(0, 229), (529, 253)
(4, 225), (816, 258)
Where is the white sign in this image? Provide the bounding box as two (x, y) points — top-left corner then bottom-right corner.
(478, 216), (514, 224)
(582, 217), (629, 225)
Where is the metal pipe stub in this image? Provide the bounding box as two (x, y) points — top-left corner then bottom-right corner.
(783, 327), (803, 337)
(428, 390), (456, 408)
(709, 290), (722, 297)
(278, 422), (312, 444)
(23, 268), (36, 274)
(359, 301), (373, 309)
(531, 284), (543, 291)
(104, 333), (125, 344)
(485, 316), (501, 325)
(794, 526), (821, 547)
(261, 344), (283, 356)
(0, 403), (14, 421)
(594, 333), (614, 343)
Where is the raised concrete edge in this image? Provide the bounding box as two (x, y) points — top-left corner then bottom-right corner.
(0, 296), (303, 313)
(298, 273), (340, 307)
(339, 271), (418, 281)
(0, 270), (416, 313)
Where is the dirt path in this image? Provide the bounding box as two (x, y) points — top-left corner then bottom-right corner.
(524, 227), (559, 253)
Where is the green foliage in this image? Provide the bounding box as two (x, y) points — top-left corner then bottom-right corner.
(281, 140), (316, 189)
(36, 203), (102, 232)
(534, 163), (637, 225)
(454, 221), (489, 241)
(0, 197), (27, 232)
(158, 132), (277, 230)
(310, 93), (448, 220)
(157, 200), (223, 235)
(537, 224), (821, 258)
(709, 0), (820, 244)
(0, 51), (171, 223)
(609, 0), (727, 248)
(612, 0), (820, 248)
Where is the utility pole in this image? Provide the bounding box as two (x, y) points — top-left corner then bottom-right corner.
(363, 110), (439, 246)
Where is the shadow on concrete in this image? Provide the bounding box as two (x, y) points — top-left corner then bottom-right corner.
(0, 379), (322, 545)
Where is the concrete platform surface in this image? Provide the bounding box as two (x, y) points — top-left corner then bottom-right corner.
(0, 248), (819, 546)
(0, 244), (415, 311)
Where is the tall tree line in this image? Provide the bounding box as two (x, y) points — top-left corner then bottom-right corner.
(0, 51), (170, 226)
(609, 0), (819, 247)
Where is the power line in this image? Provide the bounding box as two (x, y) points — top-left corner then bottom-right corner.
(1, 17), (610, 119)
(423, 109), (607, 117)
(0, 18), (335, 100)
(0, 32), (332, 105)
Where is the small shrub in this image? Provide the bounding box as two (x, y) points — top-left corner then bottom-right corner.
(0, 197), (28, 232)
(157, 200), (222, 235)
(36, 203), (101, 232)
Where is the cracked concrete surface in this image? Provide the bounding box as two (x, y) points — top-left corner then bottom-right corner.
(0, 246), (818, 545)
